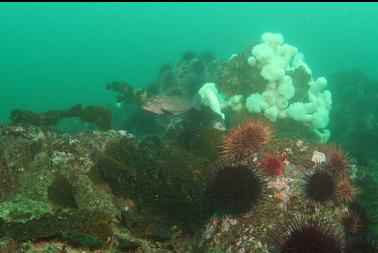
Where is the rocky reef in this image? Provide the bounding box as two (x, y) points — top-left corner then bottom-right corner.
(0, 119), (373, 252)
(110, 33), (331, 143)
(1, 32), (377, 252)
(329, 69), (378, 247)
(329, 70), (378, 165)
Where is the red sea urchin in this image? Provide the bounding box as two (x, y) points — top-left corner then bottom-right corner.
(323, 145), (349, 175)
(209, 165), (266, 216)
(336, 177), (357, 203)
(305, 169), (336, 203)
(220, 119), (273, 163)
(341, 210), (361, 234)
(261, 152), (286, 176)
(270, 216), (343, 253)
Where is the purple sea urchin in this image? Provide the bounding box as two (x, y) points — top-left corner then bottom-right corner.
(305, 169), (336, 202)
(209, 165), (266, 216)
(270, 216), (343, 253)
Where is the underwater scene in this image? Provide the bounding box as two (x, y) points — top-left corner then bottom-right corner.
(1, 2), (378, 252)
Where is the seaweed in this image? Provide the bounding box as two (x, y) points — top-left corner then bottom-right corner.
(355, 162), (378, 242)
(10, 104), (112, 131)
(214, 44), (266, 97)
(106, 81), (148, 105)
(94, 136), (211, 234)
(146, 51), (217, 97)
(47, 175), (78, 209)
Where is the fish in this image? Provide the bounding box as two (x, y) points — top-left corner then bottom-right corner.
(142, 94), (226, 131)
(142, 95), (194, 115)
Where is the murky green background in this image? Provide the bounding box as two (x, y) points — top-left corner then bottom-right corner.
(1, 2), (378, 123)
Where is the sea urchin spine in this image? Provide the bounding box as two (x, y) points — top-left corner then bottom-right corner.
(270, 215), (343, 253)
(323, 145), (349, 176)
(305, 169), (336, 203)
(261, 152), (286, 176)
(209, 165), (266, 216)
(336, 177), (357, 203)
(341, 210), (361, 234)
(220, 119), (273, 163)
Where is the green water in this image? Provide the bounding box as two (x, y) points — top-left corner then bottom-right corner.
(1, 3), (378, 251)
(1, 2), (378, 123)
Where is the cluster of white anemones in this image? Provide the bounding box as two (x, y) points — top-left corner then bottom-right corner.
(196, 32), (332, 143)
(198, 82), (225, 120)
(245, 32), (332, 143)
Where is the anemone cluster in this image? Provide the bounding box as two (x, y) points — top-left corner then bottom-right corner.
(196, 32), (332, 143)
(246, 32), (332, 143)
